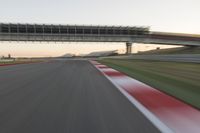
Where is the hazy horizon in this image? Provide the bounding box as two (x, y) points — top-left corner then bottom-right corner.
(0, 42), (180, 57)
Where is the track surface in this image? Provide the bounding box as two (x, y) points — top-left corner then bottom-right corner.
(0, 60), (159, 133)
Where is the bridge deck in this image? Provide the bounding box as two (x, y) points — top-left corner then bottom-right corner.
(0, 23), (200, 47)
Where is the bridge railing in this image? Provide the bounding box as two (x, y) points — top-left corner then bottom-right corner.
(0, 23), (149, 36)
(0, 32), (147, 42)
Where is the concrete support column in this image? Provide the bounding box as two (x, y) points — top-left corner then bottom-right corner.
(126, 42), (132, 54)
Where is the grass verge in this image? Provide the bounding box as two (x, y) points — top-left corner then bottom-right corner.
(0, 60), (43, 66)
(136, 46), (200, 55)
(99, 59), (200, 109)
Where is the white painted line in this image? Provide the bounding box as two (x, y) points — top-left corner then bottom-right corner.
(106, 75), (174, 133)
(91, 61), (174, 133)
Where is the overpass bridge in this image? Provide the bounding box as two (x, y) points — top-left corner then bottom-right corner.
(0, 23), (200, 54)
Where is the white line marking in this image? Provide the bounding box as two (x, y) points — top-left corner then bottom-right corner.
(91, 61), (174, 133)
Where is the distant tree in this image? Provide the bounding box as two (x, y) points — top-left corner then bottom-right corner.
(8, 54), (11, 58)
(156, 47), (160, 50)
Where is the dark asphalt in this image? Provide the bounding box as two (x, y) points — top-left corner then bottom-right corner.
(0, 60), (160, 133)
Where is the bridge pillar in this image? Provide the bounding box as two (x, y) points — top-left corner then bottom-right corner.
(126, 42), (132, 54)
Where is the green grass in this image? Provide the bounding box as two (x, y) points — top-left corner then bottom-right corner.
(99, 59), (200, 109)
(0, 61), (19, 65)
(136, 46), (200, 55)
(0, 59), (43, 65)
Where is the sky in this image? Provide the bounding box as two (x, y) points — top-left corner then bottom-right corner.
(0, 0), (199, 57)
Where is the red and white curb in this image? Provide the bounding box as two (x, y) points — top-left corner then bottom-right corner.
(90, 60), (200, 133)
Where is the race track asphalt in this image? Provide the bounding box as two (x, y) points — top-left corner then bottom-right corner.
(0, 60), (160, 133)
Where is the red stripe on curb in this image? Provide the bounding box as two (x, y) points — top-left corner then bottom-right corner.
(99, 68), (125, 77)
(95, 64), (109, 68)
(91, 61), (200, 133)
